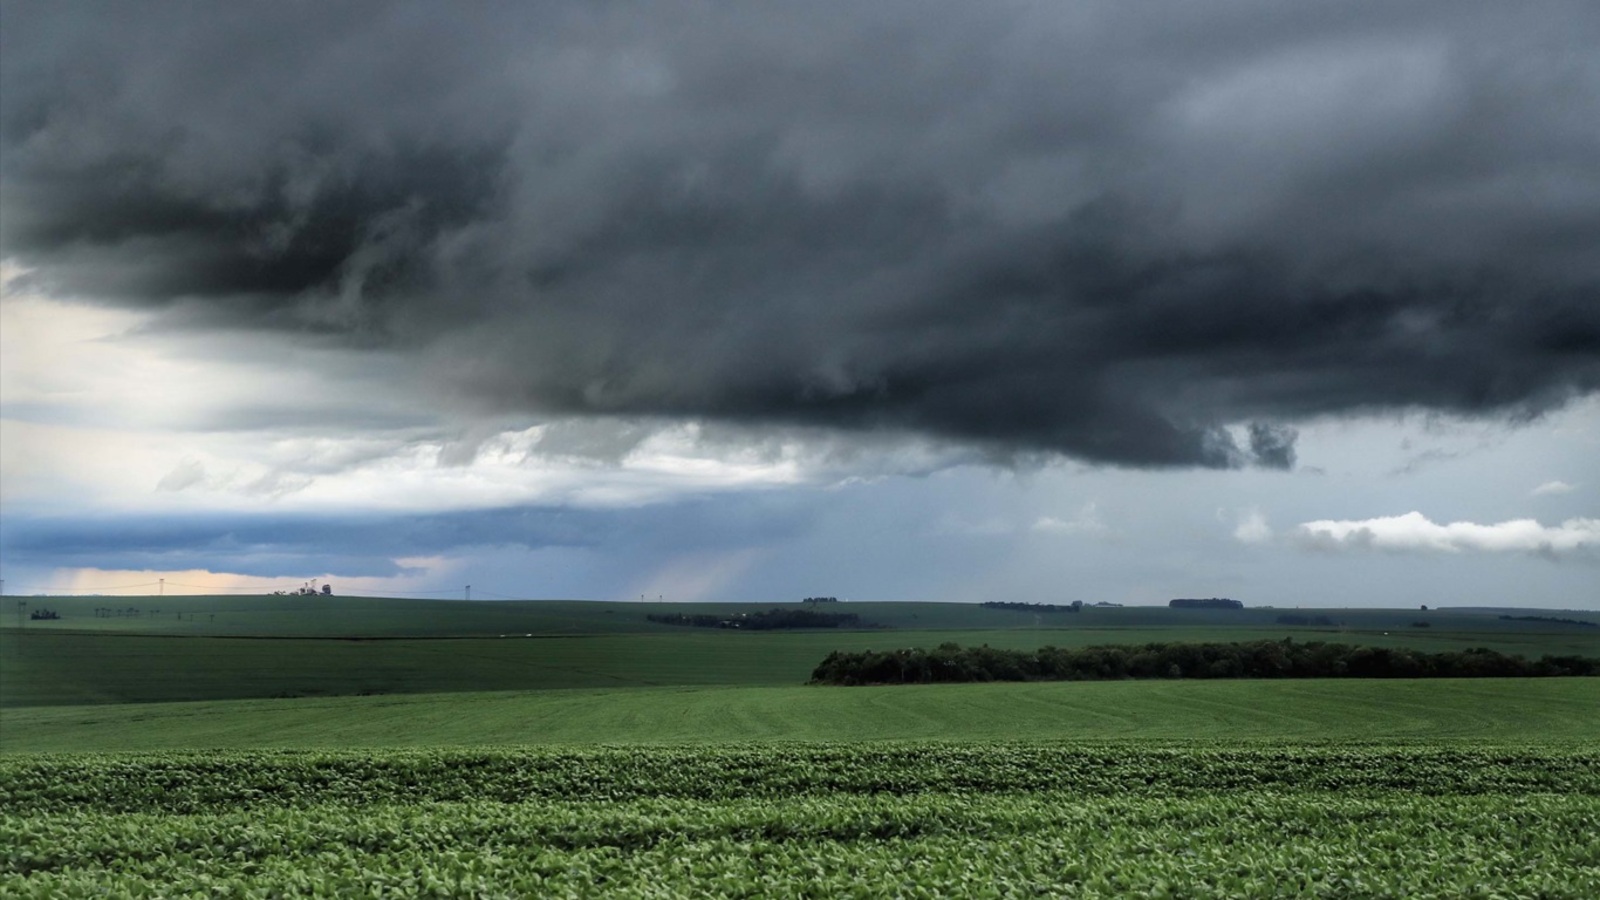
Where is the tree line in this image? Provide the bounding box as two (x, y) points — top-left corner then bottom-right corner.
(649, 608), (861, 630)
(808, 639), (1600, 685)
(1169, 598), (1242, 609)
(1500, 615), (1597, 628)
(980, 601), (1081, 613)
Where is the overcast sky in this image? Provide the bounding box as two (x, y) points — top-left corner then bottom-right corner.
(2, 1), (1596, 608)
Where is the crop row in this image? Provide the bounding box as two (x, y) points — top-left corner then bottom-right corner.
(6, 789), (1598, 897)
(6, 744), (1596, 897)
(4, 743), (1597, 816)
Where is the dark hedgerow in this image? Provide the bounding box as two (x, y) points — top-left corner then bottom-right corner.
(808, 639), (1600, 685)
(650, 608), (861, 630)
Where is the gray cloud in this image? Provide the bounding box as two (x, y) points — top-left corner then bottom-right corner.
(1248, 423), (1298, 471)
(4, 1), (1598, 467)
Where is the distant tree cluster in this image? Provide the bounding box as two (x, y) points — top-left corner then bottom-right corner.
(28, 608), (61, 621)
(1276, 614), (1339, 627)
(808, 640), (1600, 685)
(981, 601), (1081, 613)
(801, 596), (840, 604)
(1169, 598), (1243, 609)
(1500, 615), (1597, 628)
(272, 583), (332, 596)
(650, 608), (861, 630)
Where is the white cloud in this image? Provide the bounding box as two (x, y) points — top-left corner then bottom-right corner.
(1294, 511), (1600, 559)
(1532, 480), (1577, 496)
(1, 291), (983, 519)
(1033, 502), (1108, 536)
(1232, 509), (1272, 544)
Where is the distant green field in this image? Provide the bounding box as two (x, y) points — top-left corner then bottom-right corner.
(4, 595), (1595, 755)
(7, 622), (1598, 707)
(10, 594), (1597, 639)
(4, 678), (1597, 753)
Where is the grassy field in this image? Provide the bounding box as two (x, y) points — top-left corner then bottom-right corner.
(4, 678), (1598, 753)
(8, 625), (1598, 708)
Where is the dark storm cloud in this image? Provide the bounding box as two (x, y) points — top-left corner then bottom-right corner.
(1248, 423), (1298, 471)
(5, 1), (1599, 467)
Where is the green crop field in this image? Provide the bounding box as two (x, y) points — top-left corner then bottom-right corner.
(4, 744), (1597, 897)
(2, 678), (1597, 754)
(3, 596), (1597, 895)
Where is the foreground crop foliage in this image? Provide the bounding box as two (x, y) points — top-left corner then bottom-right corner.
(4, 743), (1597, 898)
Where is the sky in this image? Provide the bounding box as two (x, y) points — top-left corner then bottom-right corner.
(1, 1), (1597, 608)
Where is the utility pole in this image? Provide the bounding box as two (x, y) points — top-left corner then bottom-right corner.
(159, 578), (165, 597)
(465, 585), (471, 601)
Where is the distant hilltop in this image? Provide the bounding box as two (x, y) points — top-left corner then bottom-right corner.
(1169, 597), (1243, 610)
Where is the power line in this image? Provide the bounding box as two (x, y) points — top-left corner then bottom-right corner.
(0, 580), (164, 594)
(472, 588), (534, 600)
(165, 581), (296, 591)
